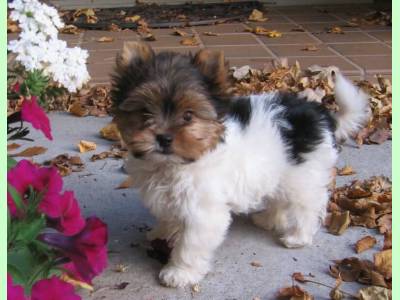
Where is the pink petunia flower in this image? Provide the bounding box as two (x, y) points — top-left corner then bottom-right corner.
(7, 160), (63, 217)
(39, 217), (108, 283)
(31, 276), (81, 300)
(7, 274), (27, 300)
(21, 96), (53, 140)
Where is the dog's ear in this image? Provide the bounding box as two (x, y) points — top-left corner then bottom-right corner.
(193, 49), (229, 91)
(116, 41), (154, 68)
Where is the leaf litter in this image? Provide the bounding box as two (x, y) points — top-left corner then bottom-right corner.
(43, 154), (85, 176)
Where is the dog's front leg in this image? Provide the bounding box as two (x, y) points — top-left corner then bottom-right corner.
(159, 207), (231, 288)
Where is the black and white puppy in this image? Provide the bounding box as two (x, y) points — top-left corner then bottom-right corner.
(111, 42), (369, 287)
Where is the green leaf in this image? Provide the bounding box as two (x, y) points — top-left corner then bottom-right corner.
(7, 184), (25, 213)
(15, 216), (46, 244)
(7, 156), (17, 171)
(24, 70), (49, 96)
(7, 263), (28, 287)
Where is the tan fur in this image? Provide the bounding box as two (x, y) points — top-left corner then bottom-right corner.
(116, 41), (154, 69)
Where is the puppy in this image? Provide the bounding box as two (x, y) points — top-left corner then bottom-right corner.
(111, 42), (369, 288)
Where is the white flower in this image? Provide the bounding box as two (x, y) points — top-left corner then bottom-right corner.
(8, 0), (90, 92)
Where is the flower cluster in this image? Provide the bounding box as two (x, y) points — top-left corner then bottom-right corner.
(8, 159), (108, 299)
(8, 0), (90, 92)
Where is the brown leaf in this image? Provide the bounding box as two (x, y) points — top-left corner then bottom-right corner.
(374, 249), (392, 278)
(142, 33), (156, 41)
(43, 154), (84, 176)
(11, 146), (47, 157)
(172, 28), (188, 36)
(337, 165), (356, 176)
(73, 8), (98, 24)
(250, 261), (262, 267)
(377, 214), (391, 234)
(99, 122), (121, 141)
(301, 45), (319, 51)
(191, 284), (201, 293)
(60, 24), (80, 34)
(68, 101), (89, 117)
(328, 26), (344, 34)
(358, 286), (391, 300)
(328, 210), (351, 235)
(116, 176), (134, 189)
(108, 23), (121, 31)
(203, 31), (219, 36)
(248, 9), (268, 22)
(383, 231), (391, 250)
(78, 140), (97, 153)
(7, 18), (20, 33)
(113, 282), (129, 290)
(277, 285), (313, 299)
(7, 143), (21, 151)
(114, 264), (128, 273)
(368, 128), (390, 144)
(330, 257), (373, 282)
(124, 15), (141, 23)
(329, 277), (344, 300)
(292, 272), (306, 283)
(97, 36), (114, 43)
(180, 36), (199, 46)
(355, 236), (377, 253)
(291, 28), (305, 32)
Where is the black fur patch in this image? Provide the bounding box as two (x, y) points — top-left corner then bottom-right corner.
(228, 96), (252, 128)
(274, 93), (337, 164)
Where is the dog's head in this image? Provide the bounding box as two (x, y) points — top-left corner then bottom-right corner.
(111, 42), (231, 164)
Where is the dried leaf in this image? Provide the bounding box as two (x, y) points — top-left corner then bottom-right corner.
(292, 272), (306, 283)
(7, 18), (20, 33)
(368, 128), (390, 144)
(248, 9), (268, 22)
(116, 176), (134, 189)
(78, 140), (97, 153)
(191, 284), (200, 293)
(266, 30), (282, 38)
(330, 257), (373, 282)
(60, 274), (93, 292)
(277, 285), (313, 299)
(180, 36), (199, 46)
(172, 28), (188, 36)
(69, 101), (89, 117)
(355, 236), (376, 253)
(328, 26), (344, 34)
(329, 277), (344, 300)
(358, 286), (391, 300)
(73, 8), (98, 24)
(301, 45), (319, 51)
(124, 15), (141, 23)
(337, 165), (356, 176)
(328, 211), (351, 235)
(203, 31), (219, 36)
(232, 65), (251, 80)
(114, 282), (129, 290)
(108, 23), (121, 31)
(99, 122), (121, 141)
(43, 154), (84, 176)
(7, 143), (21, 151)
(97, 36), (114, 43)
(383, 231), (392, 250)
(11, 146), (47, 157)
(377, 214), (391, 234)
(374, 249), (392, 278)
(291, 28), (305, 32)
(250, 261), (262, 267)
(114, 264), (128, 273)
(60, 24), (80, 34)
(142, 33), (156, 41)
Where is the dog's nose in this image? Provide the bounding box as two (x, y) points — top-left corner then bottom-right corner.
(156, 134), (173, 148)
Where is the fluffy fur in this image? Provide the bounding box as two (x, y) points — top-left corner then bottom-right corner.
(111, 42), (370, 288)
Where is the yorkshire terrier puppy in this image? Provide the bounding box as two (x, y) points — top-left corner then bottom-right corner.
(111, 42), (369, 288)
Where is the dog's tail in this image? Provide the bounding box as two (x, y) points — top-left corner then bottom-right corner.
(333, 71), (370, 141)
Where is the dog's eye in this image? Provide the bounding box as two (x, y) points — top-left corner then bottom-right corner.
(183, 111), (193, 123)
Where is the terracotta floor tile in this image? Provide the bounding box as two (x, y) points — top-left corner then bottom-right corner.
(228, 57), (275, 70)
(193, 23), (246, 34)
(269, 44), (337, 57)
(83, 30), (139, 41)
(300, 22), (361, 33)
(312, 32), (377, 43)
(329, 42), (391, 56)
(142, 36), (190, 47)
(205, 45), (273, 58)
(87, 50), (117, 64)
(287, 56), (361, 75)
(88, 63), (114, 79)
(80, 40), (125, 51)
(244, 23), (306, 33)
(286, 14), (341, 23)
(200, 33), (259, 46)
(366, 31), (392, 42)
(348, 55), (391, 73)
(153, 47), (201, 55)
(259, 32), (320, 45)
(246, 15), (290, 23)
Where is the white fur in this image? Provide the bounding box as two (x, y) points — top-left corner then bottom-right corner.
(124, 75), (368, 287)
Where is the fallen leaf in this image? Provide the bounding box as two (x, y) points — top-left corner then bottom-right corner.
(291, 28), (305, 32)
(11, 146), (47, 157)
(73, 8), (98, 24)
(277, 285), (313, 299)
(377, 214), (391, 234)
(301, 45), (319, 51)
(124, 15), (141, 22)
(69, 101), (89, 117)
(191, 284), (200, 293)
(292, 272), (306, 283)
(338, 165), (356, 176)
(177, 14), (187, 20)
(330, 257), (372, 282)
(43, 154), (84, 176)
(329, 277), (344, 300)
(60, 273), (93, 292)
(232, 65), (251, 80)
(265, 30), (282, 38)
(60, 24), (80, 34)
(248, 9), (268, 22)
(368, 128), (390, 144)
(7, 143), (21, 151)
(358, 286), (391, 300)
(108, 23), (121, 31)
(180, 36), (199, 46)
(114, 264), (128, 273)
(78, 140), (97, 153)
(99, 122), (121, 141)
(374, 249), (391, 278)
(203, 31), (219, 36)
(7, 18), (20, 33)
(250, 261), (262, 267)
(97, 36), (114, 43)
(172, 28), (188, 36)
(383, 231), (391, 250)
(355, 236), (376, 253)
(142, 33), (156, 41)
(328, 26), (344, 34)
(328, 210), (351, 235)
(113, 282), (129, 290)
(116, 176), (134, 189)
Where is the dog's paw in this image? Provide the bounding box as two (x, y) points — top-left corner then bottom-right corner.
(159, 264), (204, 288)
(280, 234), (312, 248)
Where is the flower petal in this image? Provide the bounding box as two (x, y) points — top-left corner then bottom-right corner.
(21, 96), (53, 140)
